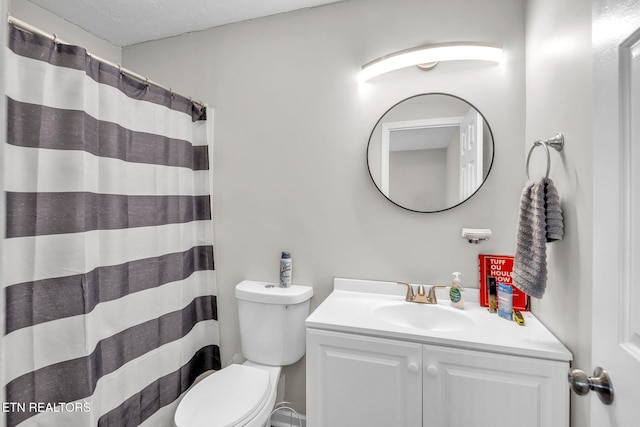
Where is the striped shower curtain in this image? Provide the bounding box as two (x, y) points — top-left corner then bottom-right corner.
(2, 23), (221, 426)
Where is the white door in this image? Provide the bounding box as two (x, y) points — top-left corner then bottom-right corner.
(459, 108), (483, 200)
(592, 0), (640, 425)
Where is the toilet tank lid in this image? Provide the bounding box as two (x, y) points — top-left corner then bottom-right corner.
(235, 280), (313, 304)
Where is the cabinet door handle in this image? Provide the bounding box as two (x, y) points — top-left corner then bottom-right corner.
(408, 362), (419, 373)
(426, 365), (438, 376)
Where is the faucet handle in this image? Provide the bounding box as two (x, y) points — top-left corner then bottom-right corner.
(427, 285), (446, 304)
(397, 281), (415, 302)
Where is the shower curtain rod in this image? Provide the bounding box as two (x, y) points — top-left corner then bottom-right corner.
(7, 15), (206, 108)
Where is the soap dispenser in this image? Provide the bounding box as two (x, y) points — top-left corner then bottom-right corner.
(449, 272), (465, 309)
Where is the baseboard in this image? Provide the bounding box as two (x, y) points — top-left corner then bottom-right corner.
(270, 410), (306, 427)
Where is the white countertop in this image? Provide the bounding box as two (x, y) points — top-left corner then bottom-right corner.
(305, 278), (573, 362)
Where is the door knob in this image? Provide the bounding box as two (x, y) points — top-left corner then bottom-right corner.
(568, 367), (614, 405)
(407, 362), (419, 373)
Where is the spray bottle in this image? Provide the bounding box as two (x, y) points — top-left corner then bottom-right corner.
(280, 251), (292, 288)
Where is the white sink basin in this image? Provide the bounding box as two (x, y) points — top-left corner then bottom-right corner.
(372, 302), (475, 331)
(305, 279), (574, 362)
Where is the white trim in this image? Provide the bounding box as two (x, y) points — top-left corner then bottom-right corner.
(619, 32), (640, 360)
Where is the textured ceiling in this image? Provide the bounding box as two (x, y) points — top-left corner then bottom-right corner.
(26, 0), (344, 47)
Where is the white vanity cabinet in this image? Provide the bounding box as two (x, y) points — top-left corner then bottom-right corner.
(305, 279), (573, 427)
(306, 328), (569, 427)
(306, 329), (423, 427)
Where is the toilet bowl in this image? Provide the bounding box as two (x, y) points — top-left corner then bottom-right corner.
(174, 362), (280, 427)
(174, 280), (313, 427)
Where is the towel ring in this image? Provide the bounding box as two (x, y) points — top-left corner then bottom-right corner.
(526, 133), (564, 180)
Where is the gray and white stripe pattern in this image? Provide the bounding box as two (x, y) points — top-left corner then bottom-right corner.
(3, 23), (220, 426)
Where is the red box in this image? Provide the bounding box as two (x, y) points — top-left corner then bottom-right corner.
(479, 254), (529, 311)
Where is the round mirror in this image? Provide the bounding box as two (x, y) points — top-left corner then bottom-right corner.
(367, 93), (494, 212)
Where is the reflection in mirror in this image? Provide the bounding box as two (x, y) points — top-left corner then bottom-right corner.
(367, 93), (494, 212)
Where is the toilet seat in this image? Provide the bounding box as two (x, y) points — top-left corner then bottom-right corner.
(174, 364), (271, 427)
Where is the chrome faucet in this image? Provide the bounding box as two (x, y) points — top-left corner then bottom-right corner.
(397, 282), (445, 304)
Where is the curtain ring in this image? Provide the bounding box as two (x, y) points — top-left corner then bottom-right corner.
(526, 141), (551, 181)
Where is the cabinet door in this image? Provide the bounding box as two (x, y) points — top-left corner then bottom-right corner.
(307, 329), (422, 427)
(422, 344), (569, 427)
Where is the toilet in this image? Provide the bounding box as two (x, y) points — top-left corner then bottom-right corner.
(174, 280), (313, 427)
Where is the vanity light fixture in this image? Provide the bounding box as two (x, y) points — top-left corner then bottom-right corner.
(360, 42), (503, 82)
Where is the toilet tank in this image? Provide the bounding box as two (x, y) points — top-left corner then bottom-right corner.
(235, 280), (313, 366)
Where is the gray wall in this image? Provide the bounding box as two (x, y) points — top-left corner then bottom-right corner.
(389, 148), (447, 209)
(123, 0), (526, 412)
(525, 1), (593, 426)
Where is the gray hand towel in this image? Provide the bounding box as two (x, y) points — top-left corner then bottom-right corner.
(512, 177), (563, 299)
(544, 178), (564, 242)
